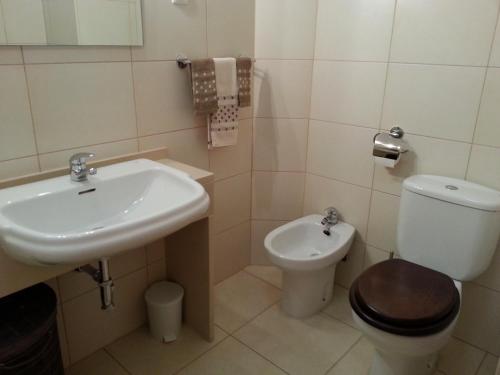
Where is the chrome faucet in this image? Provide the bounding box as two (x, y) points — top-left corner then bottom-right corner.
(69, 152), (97, 182)
(321, 207), (339, 236)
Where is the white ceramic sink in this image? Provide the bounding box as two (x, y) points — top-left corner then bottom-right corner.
(0, 159), (209, 266)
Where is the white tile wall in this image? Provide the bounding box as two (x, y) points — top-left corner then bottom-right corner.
(307, 120), (377, 187)
(253, 118), (308, 172)
(132, 61), (204, 136)
(475, 68), (500, 147)
(252, 171), (305, 221)
(253, 60), (313, 119)
(207, 0), (255, 58)
(26, 62), (137, 153)
(214, 172), (251, 233)
(0, 66), (36, 161)
(390, 0), (499, 66)
(366, 191), (400, 253)
(139, 128), (209, 170)
(490, 24), (500, 67)
(310, 61), (387, 128)
(0, 46), (22, 64)
(315, 0), (395, 62)
(23, 46), (131, 64)
(38, 139), (138, 171)
(131, 0), (207, 61)
(382, 64), (485, 142)
(0, 157), (39, 180)
(467, 145), (500, 191)
(255, 0), (317, 59)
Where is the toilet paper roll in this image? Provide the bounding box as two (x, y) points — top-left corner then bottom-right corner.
(374, 155), (400, 168)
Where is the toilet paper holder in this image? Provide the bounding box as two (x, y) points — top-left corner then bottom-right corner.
(373, 127), (409, 167)
(373, 126), (409, 158)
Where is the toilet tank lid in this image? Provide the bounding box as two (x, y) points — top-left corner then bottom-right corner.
(403, 175), (500, 212)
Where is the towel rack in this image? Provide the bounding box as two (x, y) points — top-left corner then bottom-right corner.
(176, 55), (255, 69)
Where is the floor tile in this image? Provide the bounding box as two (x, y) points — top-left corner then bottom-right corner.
(234, 305), (361, 375)
(106, 325), (226, 375)
(327, 338), (373, 375)
(477, 354), (500, 375)
(244, 266), (282, 289)
(438, 338), (485, 375)
(178, 337), (286, 375)
(67, 350), (127, 375)
(323, 285), (356, 329)
(215, 271), (281, 333)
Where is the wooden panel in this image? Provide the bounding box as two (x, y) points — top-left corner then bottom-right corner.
(165, 217), (214, 341)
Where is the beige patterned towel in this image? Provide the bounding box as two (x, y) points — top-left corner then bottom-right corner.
(208, 58), (239, 148)
(236, 57), (252, 107)
(191, 59), (218, 115)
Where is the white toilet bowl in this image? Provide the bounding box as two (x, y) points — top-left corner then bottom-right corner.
(351, 261), (462, 375)
(264, 215), (355, 318)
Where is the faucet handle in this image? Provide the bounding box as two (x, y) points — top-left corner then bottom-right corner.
(70, 152), (95, 166)
(324, 207), (338, 217)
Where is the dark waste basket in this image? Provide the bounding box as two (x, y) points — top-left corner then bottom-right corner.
(0, 283), (64, 375)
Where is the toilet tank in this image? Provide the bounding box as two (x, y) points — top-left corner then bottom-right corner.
(398, 175), (500, 281)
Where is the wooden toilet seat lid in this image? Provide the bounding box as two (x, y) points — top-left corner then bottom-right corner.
(350, 259), (460, 336)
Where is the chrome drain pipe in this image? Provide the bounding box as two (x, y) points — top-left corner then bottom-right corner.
(76, 258), (115, 311)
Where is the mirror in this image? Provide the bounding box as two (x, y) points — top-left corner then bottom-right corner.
(0, 0), (143, 46)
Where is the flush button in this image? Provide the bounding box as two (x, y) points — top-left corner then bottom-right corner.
(445, 185), (458, 191)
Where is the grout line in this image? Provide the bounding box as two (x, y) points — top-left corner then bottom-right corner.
(452, 335), (500, 362)
(37, 137), (139, 158)
(467, 280), (500, 295)
(0, 154), (39, 163)
(473, 353), (488, 375)
(19, 48), (42, 172)
(323, 335), (363, 375)
(360, 0), (397, 277)
(213, 169), (251, 184)
(229, 334), (291, 375)
(128, 56), (141, 147)
(102, 349), (134, 375)
(171, 336), (231, 375)
(213, 218), (251, 237)
(306, 171), (373, 191)
(242, 267), (282, 291)
(465, 3), (500, 178)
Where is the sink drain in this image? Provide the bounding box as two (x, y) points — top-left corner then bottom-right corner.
(310, 251), (321, 257)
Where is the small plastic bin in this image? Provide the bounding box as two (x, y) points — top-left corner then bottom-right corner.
(145, 281), (184, 343)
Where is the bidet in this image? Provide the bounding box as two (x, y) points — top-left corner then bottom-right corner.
(265, 214), (355, 318)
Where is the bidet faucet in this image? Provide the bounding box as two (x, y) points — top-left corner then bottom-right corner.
(69, 152), (97, 182)
(321, 207), (339, 236)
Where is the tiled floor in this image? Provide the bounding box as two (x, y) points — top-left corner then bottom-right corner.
(67, 266), (499, 375)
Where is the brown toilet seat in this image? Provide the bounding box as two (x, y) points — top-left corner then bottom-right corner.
(350, 259), (460, 336)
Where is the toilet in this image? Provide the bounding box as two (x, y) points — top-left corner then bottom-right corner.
(350, 175), (500, 375)
(265, 214), (355, 318)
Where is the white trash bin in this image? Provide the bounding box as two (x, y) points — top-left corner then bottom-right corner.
(145, 281), (184, 343)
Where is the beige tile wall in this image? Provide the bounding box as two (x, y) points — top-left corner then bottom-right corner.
(0, 0), (254, 366)
(252, 0), (500, 357)
(251, 0), (318, 263)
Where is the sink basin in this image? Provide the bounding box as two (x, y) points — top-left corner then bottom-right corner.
(0, 159), (209, 266)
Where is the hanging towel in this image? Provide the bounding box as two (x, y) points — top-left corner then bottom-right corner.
(190, 59), (218, 115)
(208, 58), (239, 148)
(236, 57), (252, 107)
